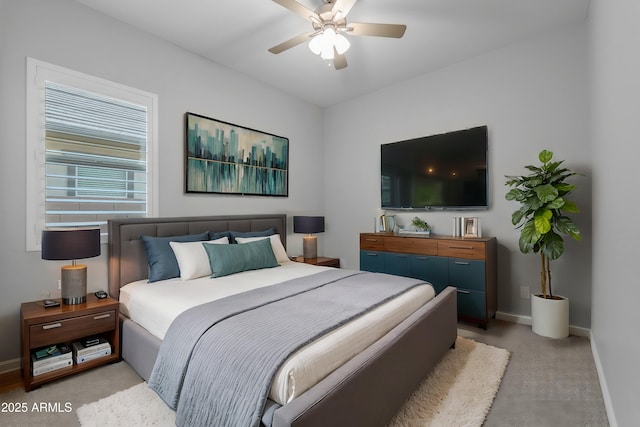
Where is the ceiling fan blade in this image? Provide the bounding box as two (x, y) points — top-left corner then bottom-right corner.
(347, 22), (407, 38)
(268, 32), (315, 54)
(331, 0), (358, 20)
(272, 0), (319, 22)
(333, 49), (348, 70)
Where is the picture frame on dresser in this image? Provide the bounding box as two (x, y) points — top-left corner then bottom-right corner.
(185, 112), (289, 197)
(463, 217), (481, 238)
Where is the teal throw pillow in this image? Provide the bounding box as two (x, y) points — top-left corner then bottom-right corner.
(203, 237), (279, 278)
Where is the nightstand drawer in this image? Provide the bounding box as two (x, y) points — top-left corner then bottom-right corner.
(30, 310), (116, 348)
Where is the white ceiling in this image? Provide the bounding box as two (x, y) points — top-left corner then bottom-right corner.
(75, 0), (590, 107)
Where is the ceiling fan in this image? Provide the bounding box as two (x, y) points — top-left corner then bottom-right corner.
(268, 0), (406, 70)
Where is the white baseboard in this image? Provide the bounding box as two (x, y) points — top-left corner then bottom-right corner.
(0, 357), (20, 375)
(590, 333), (618, 427)
(495, 311), (531, 325)
(495, 311), (590, 337)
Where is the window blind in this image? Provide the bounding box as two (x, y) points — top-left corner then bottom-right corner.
(44, 81), (148, 233)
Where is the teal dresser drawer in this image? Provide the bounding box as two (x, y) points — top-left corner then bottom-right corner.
(456, 288), (487, 319)
(360, 251), (385, 273)
(384, 252), (412, 276)
(410, 255), (449, 294)
(448, 258), (485, 291)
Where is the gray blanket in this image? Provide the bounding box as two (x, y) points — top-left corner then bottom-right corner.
(149, 269), (426, 427)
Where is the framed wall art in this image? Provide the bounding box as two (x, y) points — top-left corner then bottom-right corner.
(185, 112), (289, 197)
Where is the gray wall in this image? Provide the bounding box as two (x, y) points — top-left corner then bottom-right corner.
(0, 0), (324, 366)
(323, 23), (592, 329)
(589, 1), (640, 425)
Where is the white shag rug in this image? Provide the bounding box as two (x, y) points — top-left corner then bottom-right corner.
(77, 337), (509, 427)
(389, 337), (510, 426)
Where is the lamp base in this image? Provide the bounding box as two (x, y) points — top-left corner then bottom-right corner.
(61, 264), (87, 305)
(302, 235), (318, 259)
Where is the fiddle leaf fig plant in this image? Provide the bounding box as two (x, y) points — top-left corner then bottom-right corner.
(505, 150), (581, 299)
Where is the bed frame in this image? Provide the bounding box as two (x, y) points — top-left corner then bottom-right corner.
(108, 214), (457, 427)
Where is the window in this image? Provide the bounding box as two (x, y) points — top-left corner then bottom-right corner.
(26, 58), (158, 251)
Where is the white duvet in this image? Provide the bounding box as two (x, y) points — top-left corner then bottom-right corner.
(119, 261), (434, 404)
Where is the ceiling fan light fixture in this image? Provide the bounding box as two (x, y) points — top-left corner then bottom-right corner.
(271, 0), (407, 70)
(334, 33), (350, 54)
(308, 33), (324, 55)
(320, 44), (334, 60)
(308, 27), (349, 59)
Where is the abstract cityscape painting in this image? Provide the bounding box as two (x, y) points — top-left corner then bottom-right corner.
(185, 112), (289, 196)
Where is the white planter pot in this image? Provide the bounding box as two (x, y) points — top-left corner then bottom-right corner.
(531, 294), (569, 339)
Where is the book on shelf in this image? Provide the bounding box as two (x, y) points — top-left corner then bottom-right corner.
(33, 343), (71, 360)
(72, 336), (111, 357)
(31, 344), (72, 370)
(75, 347), (112, 364)
(32, 358), (72, 376)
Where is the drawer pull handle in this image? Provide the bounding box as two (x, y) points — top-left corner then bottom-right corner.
(365, 239), (378, 242)
(449, 245), (473, 250)
(366, 253), (378, 257)
(415, 257), (428, 260)
(42, 323), (62, 330)
(93, 314), (111, 320)
(457, 290), (471, 294)
(454, 261), (470, 265)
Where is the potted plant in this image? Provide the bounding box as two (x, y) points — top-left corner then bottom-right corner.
(398, 217), (431, 235)
(505, 149), (581, 338)
(411, 217), (430, 232)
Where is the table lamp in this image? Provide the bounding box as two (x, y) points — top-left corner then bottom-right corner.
(41, 228), (101, 305)
(293, 216), (325, 259)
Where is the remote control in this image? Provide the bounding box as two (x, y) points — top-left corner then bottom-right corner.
(43, 299), (60, 308)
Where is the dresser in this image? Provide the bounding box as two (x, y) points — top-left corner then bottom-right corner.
(360, 232), (497, 328)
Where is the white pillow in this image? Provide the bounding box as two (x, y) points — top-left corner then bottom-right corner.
(170, 236), (229, 280)
(235, 234), (289, 264)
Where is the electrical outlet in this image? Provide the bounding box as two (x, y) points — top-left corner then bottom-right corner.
(58, 279), (61, 290)
(520, 285), (530, 299)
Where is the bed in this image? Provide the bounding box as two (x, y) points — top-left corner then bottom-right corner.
(108, 214), (457, 427)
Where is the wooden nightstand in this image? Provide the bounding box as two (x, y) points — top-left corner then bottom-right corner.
(20, 294), (120, 391)
(293, 256), (340, 268)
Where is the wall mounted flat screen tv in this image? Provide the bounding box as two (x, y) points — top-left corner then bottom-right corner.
(381, 126), (488, 210)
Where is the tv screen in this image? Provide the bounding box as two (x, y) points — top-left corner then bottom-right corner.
(381, 126), (488, 210)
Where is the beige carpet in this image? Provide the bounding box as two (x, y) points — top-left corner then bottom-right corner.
(77, 337), (509, 427)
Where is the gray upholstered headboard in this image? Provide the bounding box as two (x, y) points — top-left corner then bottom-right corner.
(107, 214), (287, 300)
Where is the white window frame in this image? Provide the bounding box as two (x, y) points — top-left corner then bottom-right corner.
(26, 58), (158, 251)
